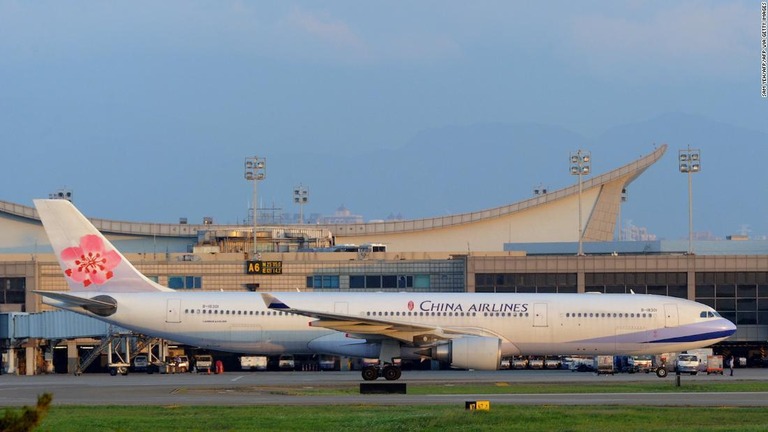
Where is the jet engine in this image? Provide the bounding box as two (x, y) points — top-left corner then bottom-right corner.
(430, 336), (501, 370)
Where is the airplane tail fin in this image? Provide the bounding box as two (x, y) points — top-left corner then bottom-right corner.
(34, 199), (172, 293)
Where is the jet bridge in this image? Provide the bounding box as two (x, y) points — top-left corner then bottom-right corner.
(0, 311), (163, 375)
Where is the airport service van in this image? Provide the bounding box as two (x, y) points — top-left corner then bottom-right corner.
(675, 354), (701, 374)
(240, 356), (268, 371)
(278, 354), (296, 370)
(193, 354), (213, 373)
(132, 354), (149, 372)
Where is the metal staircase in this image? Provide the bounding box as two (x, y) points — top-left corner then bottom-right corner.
(75, 328), (162, 375)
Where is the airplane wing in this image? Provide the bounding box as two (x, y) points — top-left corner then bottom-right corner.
(261, 293), (496, 344)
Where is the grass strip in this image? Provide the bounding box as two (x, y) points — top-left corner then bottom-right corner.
(35, 405), (768, 432)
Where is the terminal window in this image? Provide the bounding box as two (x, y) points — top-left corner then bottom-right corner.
(348, 275), (418, 290)
(306, 275), (340, 289)
(168, 276), (202, 290)
(0, 277), (25, 304)
(695, 272), (768, 325)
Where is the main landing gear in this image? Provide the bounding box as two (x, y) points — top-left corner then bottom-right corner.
(361, 363), (402, 381)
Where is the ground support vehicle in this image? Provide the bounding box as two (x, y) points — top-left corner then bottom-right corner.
(675, 354), (700, 375)
(632, 356), (654, 374)
(595, 356), (615, 375)
(193, 354), (213, 373)
(131, 354), (149, 373)
(707, 355), (724, 375)
(240, 356), (268, 371)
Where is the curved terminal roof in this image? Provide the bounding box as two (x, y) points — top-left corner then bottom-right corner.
(0, 144), (667, 253)
(322, 144), (667, 251)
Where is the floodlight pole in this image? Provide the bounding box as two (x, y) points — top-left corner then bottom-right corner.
(245, 156), (266, 258)
(570, 150), (591, 256)
(294, 184), (308, 224)
(678, 146), (701, 255)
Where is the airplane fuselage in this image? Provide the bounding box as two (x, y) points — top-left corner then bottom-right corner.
(43, 291), (735, 359)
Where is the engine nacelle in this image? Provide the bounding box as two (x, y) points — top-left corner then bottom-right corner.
(432, 336), (501, 370)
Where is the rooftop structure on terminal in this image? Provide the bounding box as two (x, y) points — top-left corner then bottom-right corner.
(505, 240), (768, 256)
(2, 144), (672, 253)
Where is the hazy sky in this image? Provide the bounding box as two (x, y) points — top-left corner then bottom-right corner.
(1, 1), (765, 238)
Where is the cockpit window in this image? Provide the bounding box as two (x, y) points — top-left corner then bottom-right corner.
(701, 310), (722, 318)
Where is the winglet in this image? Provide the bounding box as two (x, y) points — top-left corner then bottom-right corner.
(261, 293), (290, 310)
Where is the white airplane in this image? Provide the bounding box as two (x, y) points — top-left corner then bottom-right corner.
(33, 199), (736, 380)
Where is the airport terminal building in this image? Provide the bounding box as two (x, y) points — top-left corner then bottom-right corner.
(2, 144), (767, 374)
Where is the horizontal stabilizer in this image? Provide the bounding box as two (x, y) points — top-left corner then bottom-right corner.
(34, 291), (117, 317)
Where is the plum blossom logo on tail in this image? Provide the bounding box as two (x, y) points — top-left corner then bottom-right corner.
(61, 234), (121, 287)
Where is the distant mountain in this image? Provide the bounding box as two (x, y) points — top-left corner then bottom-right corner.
(268, 122), (586, 222)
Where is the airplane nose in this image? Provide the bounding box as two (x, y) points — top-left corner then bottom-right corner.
(723, 318), (737, 336)
(716, 317), (737, 338)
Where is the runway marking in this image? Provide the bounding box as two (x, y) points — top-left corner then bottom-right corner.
(231, 376), (244, 382)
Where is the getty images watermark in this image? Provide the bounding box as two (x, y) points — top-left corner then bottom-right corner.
(762, 2), (767, 97)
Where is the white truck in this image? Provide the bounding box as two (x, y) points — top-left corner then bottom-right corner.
(675, 354), (701, 375)
(240, 355), (268, 371)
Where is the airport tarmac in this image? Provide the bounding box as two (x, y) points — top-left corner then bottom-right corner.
(1, 369), (767, 407)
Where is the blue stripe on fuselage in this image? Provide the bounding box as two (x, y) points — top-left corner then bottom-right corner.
(648, 329), (735, 344)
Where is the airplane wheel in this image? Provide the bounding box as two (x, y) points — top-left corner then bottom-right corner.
(383, 366), (401, 381)
(361, 366), (378, 381)
(109, 368), (117, 376)
(656, 367), (668, 378)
